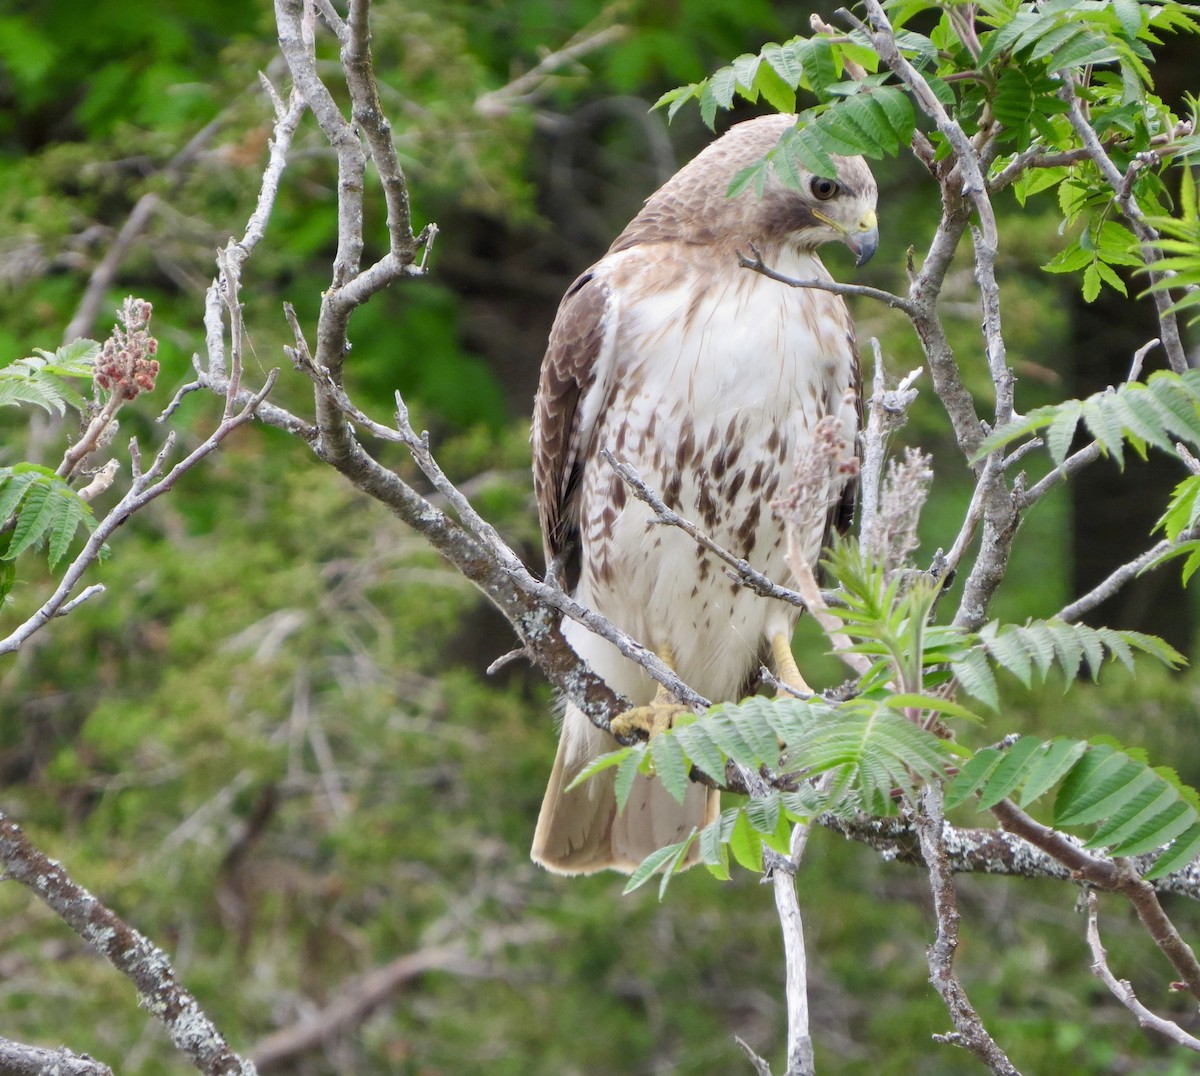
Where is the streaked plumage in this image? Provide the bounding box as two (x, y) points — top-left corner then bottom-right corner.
(531, 113), (878, 874)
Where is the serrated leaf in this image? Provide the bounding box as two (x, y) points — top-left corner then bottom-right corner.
(1045, 401), (1083, 464)
(650, 733), (689, 805)
(1018, 738), (1089, 806)
(950, 648), (999, 711)
(1110, 803), (1197, 858)
(623, 837), (690, 895)
(944, 746), (1004, 810)
(1089, 787), (1186, 851)
(993, 66), (1034, 131)
(614, 747), (647, 812)
(761, 40), (804, 88)
(6, 483), (55, 560)
(566, 747), (632, 791)
(977, 735), (1047, 809)
(1080, 394), (1127, 467)
(675, 723), (728, 783)
(1146, 822), (1200, 879)
(1055, 756), (1154, 826)
(745, 792), (782, 836)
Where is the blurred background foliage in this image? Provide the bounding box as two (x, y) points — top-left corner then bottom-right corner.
(1, 0), (1199, 1073)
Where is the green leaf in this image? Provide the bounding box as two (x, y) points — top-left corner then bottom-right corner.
(650, 733), (689, 805)
(761, 40), (804, 88)
(753, 61), (797, 114)
(729, 809), (764, 872)
(623, 836), (691, 895)
(1018, 739), (1088, 806)
(977, 735), (1046, 809)
(944, 746), (1004, 810)
(566, 746), (632, 791)
(1146, 822), (1200, 879)
(950, 647), (999, 711)
(1055, 754), (1151, 826)
(745, 792), (781, 835)
(614, 747), (647, 812)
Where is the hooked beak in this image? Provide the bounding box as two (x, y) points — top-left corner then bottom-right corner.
(845, 209), (879, 267)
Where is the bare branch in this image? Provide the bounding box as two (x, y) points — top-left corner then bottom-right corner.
(601, 450), (807, 611)
(0, 813), (254, 1075)
(1086, 892), (1200, 1051)
(1056, 538), (1178, 623)
(917, 785), (1022, 1074)
(0, 1038), (113, 1076)
(737, 246), (915, 312)
(250, 924), (547, 1070)
(0, 376), (275, 656)
(991, 799), (1200, 1000)
(860, 344), (922, 538)
(475, 19), (628, 118)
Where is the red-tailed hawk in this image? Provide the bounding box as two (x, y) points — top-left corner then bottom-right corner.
(531, 113), (878, 875)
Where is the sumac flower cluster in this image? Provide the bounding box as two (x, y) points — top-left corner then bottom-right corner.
(94, 297), (160, 401)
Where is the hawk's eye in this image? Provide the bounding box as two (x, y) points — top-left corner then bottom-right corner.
(811, 177), (839, 201)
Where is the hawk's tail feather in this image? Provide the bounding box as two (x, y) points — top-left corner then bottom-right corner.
(531, 703), (719, 876)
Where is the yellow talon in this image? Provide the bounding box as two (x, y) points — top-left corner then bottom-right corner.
(611, 698), (690, 740)
(611, 643), (690, 741)
(771, 632), (812, 696)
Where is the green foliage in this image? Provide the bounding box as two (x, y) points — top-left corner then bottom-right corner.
(955, 619), (1186, 710)
(977, 368), (1200, 469)
(0, 464), (97, 575)
(946, 736), (1200, 879)
(592, 694), (956, 894)
(657, 35), (915, 182)
(1142, 159), (1200, 323)
(0, 339), (97, 415)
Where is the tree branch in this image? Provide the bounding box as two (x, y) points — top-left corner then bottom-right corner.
(917, 785), (1022, 1074)
(0, 814), (254, 1076)
(1086, 891), (1200, 1051)
(0, 1038), (113, 1076)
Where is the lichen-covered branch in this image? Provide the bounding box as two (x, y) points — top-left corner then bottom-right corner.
(0, 1037), (113, 1076)
(0, 814), (254, 1076)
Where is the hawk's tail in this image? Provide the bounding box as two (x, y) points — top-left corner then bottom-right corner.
(531, 702), (719, 875)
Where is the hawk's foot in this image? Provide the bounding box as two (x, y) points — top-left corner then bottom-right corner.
(611, 697), (690, 741)
(771, 632), (813, 697)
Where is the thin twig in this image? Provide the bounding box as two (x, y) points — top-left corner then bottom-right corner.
(1085, 891), (1200, 1051)
(738, 246), (915, 313)
(600, 449), (807, 611)
(917, 785), (1022, 1074)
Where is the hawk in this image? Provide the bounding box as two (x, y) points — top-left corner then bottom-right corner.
(530, 113), (878, 875)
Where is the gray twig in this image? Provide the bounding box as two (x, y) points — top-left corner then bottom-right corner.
(1086, 891), (1200, 1051)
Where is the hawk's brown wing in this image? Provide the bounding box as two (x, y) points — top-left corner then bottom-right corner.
(531, 269), (618, 579)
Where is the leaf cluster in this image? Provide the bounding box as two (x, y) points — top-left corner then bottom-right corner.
(586, 539), (1184, 893)
(655, 34), (915, 183)
(0, 339), (97, 415)
(948, 736), (1200, 879)
(0, 465), (98, 583)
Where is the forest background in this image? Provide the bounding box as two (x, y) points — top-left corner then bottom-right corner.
(2, 0), (1199, 1073)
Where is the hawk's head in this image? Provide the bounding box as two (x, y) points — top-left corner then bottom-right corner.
(615, 113), (879, 266)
